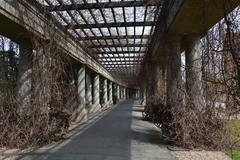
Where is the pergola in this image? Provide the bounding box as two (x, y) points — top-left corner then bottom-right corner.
(35, 0), (162, 83)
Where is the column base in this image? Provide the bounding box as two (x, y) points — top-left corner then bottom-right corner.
(108, 100), (113, 105)
(91, 103), (101, 113)
(101, 101), (110, 109)
(75, 107), (88, 123)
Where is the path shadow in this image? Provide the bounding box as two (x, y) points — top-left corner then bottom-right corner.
(18, 100), (134, 160)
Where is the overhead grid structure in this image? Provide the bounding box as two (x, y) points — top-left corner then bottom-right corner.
(35, 0), (163, 84)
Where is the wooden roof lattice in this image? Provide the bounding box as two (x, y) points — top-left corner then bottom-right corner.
(35, 0), (163, 83)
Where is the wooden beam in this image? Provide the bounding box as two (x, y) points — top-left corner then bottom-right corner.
(78, 35), (151, 41)
(98, 51), (145, 54)
(46, 1), (160, 11)
(90, 43), (147, 48)
(98, 56), (143, 59)
(65, 22), (155, 29)
(101, 59), (143, 63)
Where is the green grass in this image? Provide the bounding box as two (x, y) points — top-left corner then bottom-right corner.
(226, 120), (240, 160)
(226, 151), (240, 160)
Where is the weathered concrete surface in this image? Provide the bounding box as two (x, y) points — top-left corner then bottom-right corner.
(18, 100), (175, 160)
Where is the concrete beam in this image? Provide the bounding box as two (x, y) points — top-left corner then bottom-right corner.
(169, 0), (240, 36)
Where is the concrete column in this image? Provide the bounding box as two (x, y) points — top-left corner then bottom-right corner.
(119, 86), (122, 99)
(76, 65), (88, 122)
(17, 43), (33, 115)
(92, 74), (101, 112)
(143, 88), (147, 104)
(85, 73), (93, 112)
(137, 89), (140, 99)
(103, 78), (108, 107)
(152, 63), (160, 97)
(125, 88), (128, 99)
(163, 36), (182, 136)
(119, 86), (121, 99)
(123, 87), (126, 99)
(32, 42), (52, 114)
(116, 85), (120, 100)
(166, 36), (183, 108)
(115, 84), (118, 100)
(145, 61), (155, 104)
(184, 36), (203, 109)
(109, 81), (113, 104)
(152, 62), (166, 103)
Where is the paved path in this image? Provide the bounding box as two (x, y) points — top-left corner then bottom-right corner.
(19, 100), (175, 160)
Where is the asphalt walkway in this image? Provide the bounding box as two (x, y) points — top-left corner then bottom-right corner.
(19, 100), (175, 160)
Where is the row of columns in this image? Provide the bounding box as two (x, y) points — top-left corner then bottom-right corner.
(72, 65), (130, 120)
(17, 42), (130, 122)
(143, 35), (203, 113)
(140, 35), (203, 135)
(166, 36), (203, 109)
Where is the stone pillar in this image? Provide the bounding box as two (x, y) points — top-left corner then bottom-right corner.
(85, 73), (92, 112)
(92, 74), (101, 112)
(17, 43), (33, 115)
(76, 65), (88, 122)
(103, 78), (108, 107)
(184, 36), (203, 109)
(166, 36), (183, 108)
(109, 81), (113, 104)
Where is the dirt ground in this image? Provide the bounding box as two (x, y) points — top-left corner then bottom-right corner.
(0, 148), (33, 160)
